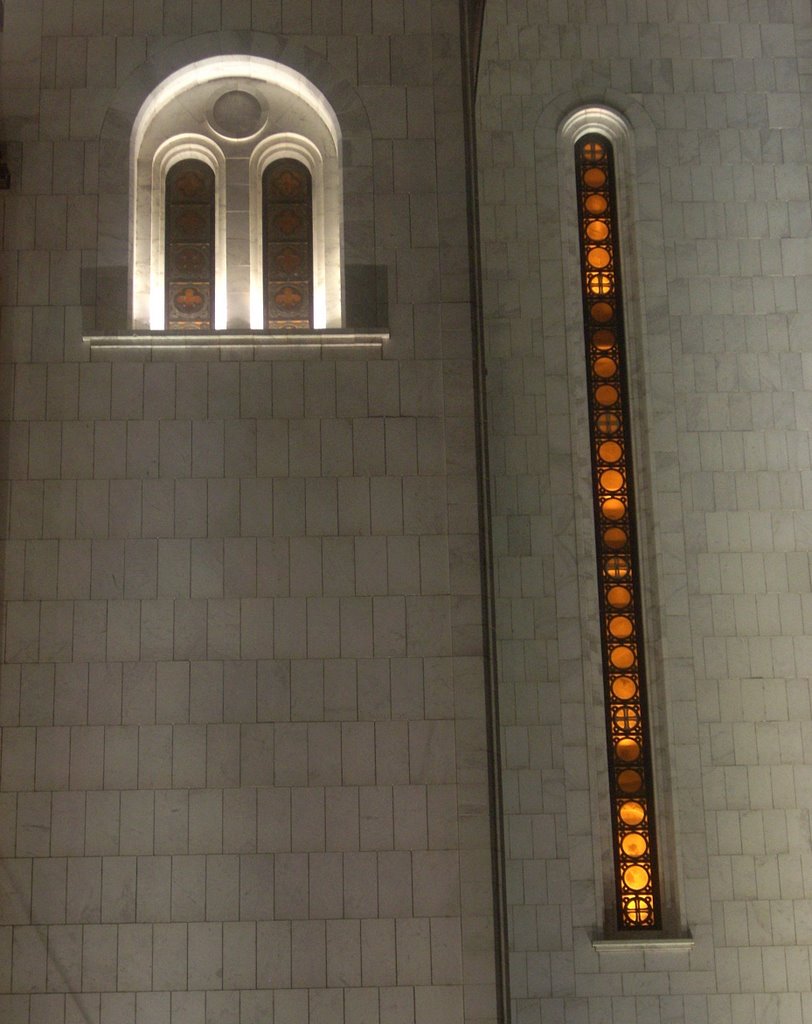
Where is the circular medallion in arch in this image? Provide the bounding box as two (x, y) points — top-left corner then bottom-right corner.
(208, 89), (267, 140)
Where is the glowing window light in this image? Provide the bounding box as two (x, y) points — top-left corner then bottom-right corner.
(575, 133), (660, 930)
(263, 159), (314, 329)
(165, 159), (215, 330)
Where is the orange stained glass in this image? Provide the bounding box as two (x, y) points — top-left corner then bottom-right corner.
(575, 133), (660, 930)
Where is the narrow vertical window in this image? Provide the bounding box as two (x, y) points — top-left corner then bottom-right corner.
(165, 159), (215, 330)
(263, 159), (313, 329)
(575, 134), (660, 929)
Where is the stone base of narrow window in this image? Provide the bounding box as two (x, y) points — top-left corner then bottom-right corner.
(592, 934), (693, 953)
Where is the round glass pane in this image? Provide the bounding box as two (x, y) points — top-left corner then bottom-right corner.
(623, 865), (650, 891)
(610, 645), (635, 669)
(613, 705), (639, 730)
(601, 498), (625, 521)
(590, 301), (614, 323)
(586, 220), (610, 242)
(583, 168), (607, 188)
(607, 585), (631, 608)
(592, 328), (615, 350)
(619, 800), (645, 825)
(611, 675), (637, 700)
(605, 555), (630, 578)
(588, 272), (613, 295)
(622, 832), (648, 858)
(597, 412), (621, 434)
(603, 527), (627, 550)
(617, 769), (643, 793)
(595, 384), (619, 406)
(600, 469), (624, 492)
(585, 193), (608, 215)
(624, 895), (652, 924)
(609, 615), (633, 639)
(593, 356), (617, 378)
(615, 737), (640, 761)
(587, 247), (611, 269)
(599, 441), (623, 463)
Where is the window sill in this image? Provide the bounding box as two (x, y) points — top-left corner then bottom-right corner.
(592, 935), (693, 953)
(84, 328), (389, 353)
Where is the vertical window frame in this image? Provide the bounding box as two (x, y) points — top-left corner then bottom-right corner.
(555, 105), (683, 937)
(574, 132), (661, 930)
(164, 158), (216, 331)
(146, 136), (227, 331)
(262, 157), (314, 330)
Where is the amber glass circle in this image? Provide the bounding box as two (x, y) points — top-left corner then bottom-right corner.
(607, 586), (631, 608)
(600, 469), (624, 492)
(618, 769), (642, 793)
(605, 555), (630, 578)
(592, 328), (615, 350)
(613, 705), (639, 730)
(619, 800), (645, 825)
(625, 896), (652, 923)
(595, 384), (619, 406)
(586, 221), (609, 243)
(583, 141), (605, 159)
(585, 193), (608, 215)
(597, 412), (621, 434)
(591, 301), (614, 322)
(623, 865), (649, 891)
(583, 167), (606, 188)
(587, 247), (611, 269)
(611, 675), (637, 700)
(616, 737), (640, 762)
(609, 615), (633, 639)
(593, 357), (617, 378)
(603, 527), (627, 550)
(610, 645), (635, 669)
(599, 441), (623, 463)
(601, 498), (625, 521)
(588, 273), (613, 296)
(622, 833), (648, 858)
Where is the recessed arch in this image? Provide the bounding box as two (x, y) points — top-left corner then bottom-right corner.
(93, 33), (374, 333)
(131, 54), (343, 330)
(550, 102), (686, 935)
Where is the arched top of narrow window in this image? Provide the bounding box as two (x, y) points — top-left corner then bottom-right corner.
(263, 159), (313, 329)
(165, 159), (215, 330)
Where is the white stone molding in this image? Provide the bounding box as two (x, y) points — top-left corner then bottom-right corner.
(130, 54), (344, 331)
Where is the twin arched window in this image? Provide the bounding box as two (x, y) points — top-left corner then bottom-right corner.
(164, 157), (314, 331)
(131, 56), (343, 333)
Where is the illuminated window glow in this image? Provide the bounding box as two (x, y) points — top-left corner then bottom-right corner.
(131, 55), (343, 331)
(575, 134), (660, 930)
(164, 159), (215, 330)
(263, 159), (313, 329)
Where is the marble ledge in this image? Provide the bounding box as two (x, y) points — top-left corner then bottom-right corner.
(84, 329), (389, 359)
(592, 935), (694, 953)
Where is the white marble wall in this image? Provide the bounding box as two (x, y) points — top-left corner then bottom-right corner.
(477, 1), (812, 1022)
(0, 1), (498, 1022)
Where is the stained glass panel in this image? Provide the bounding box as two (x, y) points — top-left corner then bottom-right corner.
(263, 159), (313, 329)
(575, 134), (661, 930)
(165, 160), (215, 330)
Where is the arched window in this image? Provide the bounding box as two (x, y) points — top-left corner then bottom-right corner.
(575, 132), (661, 930)
(130, 56), (343, 332)
(164, 159), (215, 330)
(263, 159), (313, 329)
